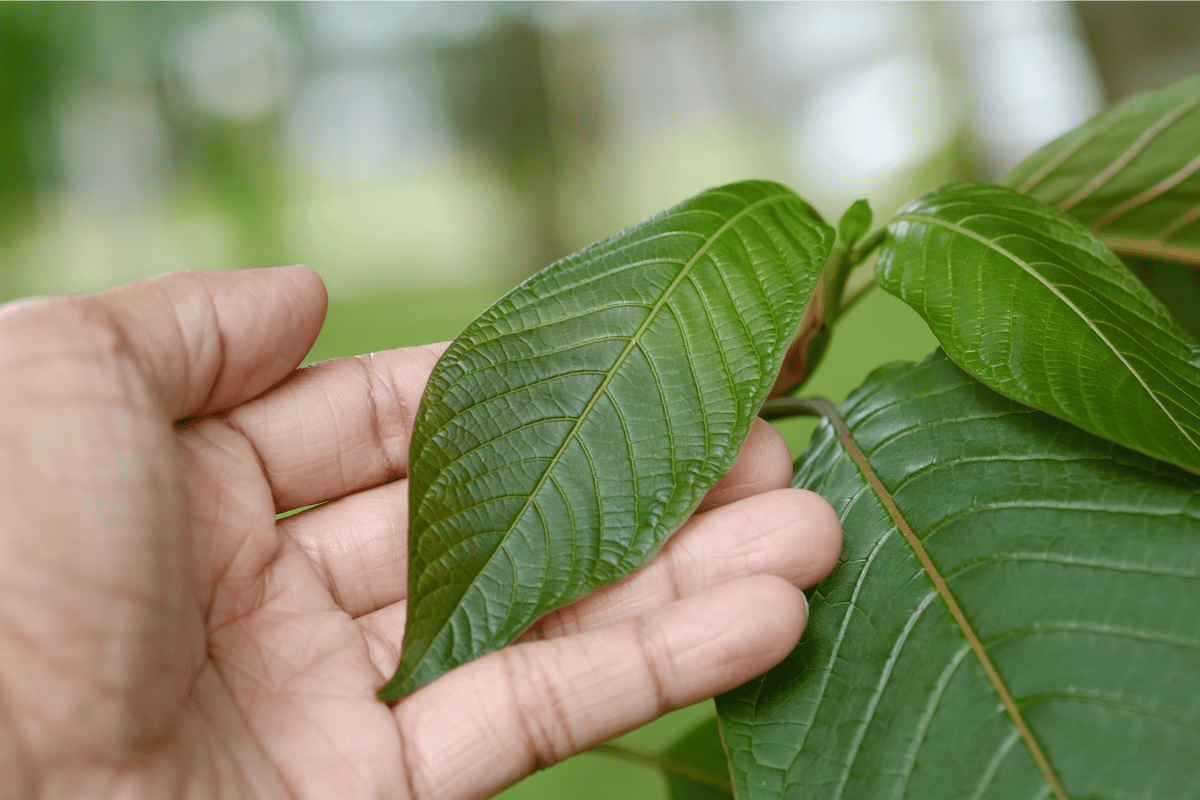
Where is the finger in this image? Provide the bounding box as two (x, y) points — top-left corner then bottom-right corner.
(697, 417), (793, 511)
(527, 487), (840, 639)
(277, 415), (800, 619)
(280, 479), (410, 617)
(354, 487), (838, 648)
(391, 575), (806, 800)
(221, 343), (447, 511)
(94, 266), (328, 419)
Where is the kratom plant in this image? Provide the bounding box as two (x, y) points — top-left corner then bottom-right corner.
(378, 75), (1200, 799)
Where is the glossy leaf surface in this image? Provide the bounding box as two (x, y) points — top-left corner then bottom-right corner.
(718, 350), (1200, 800)
(1004, 74), (1200, 265)
(380, 181), (833, 699)
(877, 182), (1200, 476)
(662, 716), (733, 800)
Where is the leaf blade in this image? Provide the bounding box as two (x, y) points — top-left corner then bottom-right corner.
(876, 182), (1200, 476)
(1004, 74), (1200, 264)
(838, 199), (873, 248)
(381, 181), (834, 699)
(718, 351), (1200, 799)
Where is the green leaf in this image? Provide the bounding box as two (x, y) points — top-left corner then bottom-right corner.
(379, 181), (834, 700)
(838, 199), (873, 248)
(1004, 74), (1200, 266)
(1123, 256), (1200, 340)
(876, 182), (1200, 477)
(718, 350), (1200, 800)
(662, 716), (733, 800)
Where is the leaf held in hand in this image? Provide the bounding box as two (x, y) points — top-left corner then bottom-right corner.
(379, 181), (834, 700)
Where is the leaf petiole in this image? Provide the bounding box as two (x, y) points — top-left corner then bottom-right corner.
(758, 395), (831, 421)
(589, 741), (732, 795)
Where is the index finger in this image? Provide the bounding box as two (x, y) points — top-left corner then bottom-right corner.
(221, 343), (447, 511)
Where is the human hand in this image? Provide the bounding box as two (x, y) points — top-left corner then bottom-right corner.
(0, 267), (841, 800)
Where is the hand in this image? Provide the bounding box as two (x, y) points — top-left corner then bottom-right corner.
(0, 267), (841, 800)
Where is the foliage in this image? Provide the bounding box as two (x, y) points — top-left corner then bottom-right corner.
(388, 76), (1200, 797)
(379, 181), (832, 699)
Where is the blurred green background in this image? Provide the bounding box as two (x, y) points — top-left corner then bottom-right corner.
(2, 3), (1197, 798)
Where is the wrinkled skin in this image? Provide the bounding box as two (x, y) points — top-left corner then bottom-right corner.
(0, 267), (841, 800)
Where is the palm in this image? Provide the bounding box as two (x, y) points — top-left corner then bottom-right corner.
(182, 429), (410, 800)
(0, 267), (838, 800)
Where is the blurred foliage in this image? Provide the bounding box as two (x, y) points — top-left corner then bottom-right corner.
(0, 5), (60, 238)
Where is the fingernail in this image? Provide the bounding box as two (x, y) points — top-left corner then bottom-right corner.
(799, 588), (810, 617)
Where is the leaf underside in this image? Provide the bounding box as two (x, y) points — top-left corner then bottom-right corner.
(717, 350), (1200, 800)
(381, 181), (833, 699)
(877, 182), (1200, 477)
(1004, 74), (1200, 265)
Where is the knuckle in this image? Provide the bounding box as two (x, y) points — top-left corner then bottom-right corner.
(631, 617), (674, 716)
(502, 644), (579, 770)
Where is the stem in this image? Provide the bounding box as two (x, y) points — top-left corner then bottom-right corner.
(759, 396), (830, 421)
(837, 273), (878, 318)
(589, 741), (732, 794)
(769, 224), (890, 398)
(828, 227), (887, 320)
(849, 227), (887, 265)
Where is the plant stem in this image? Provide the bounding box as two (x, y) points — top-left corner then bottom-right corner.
(849, 227), (886, 265)
(827, 226), (887, 320)
(759, 396), (829, 421)
(770, 223), (889, 398)
(589, 741), (732, 794)
(837, 273), (878, 318)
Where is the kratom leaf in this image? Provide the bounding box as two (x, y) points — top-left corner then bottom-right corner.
(1004, 74), (1200, 266)
(877, 182), (1200, 477)
(838, 199), (872, 248)
(662, 716), (733, 800)
(717, 350), (1200, 800)
(379, 181), (833, 699)
(1123, 256), (1200, 340)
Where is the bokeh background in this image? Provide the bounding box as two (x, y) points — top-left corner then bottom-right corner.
(1, 2), (1197, 798)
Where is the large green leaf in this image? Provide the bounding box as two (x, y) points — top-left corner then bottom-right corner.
(718, 350), (1200, 800)
(379, 181), (833, 699)
(876, 182), (1200, 476)
(1004, 74), (1200, 266)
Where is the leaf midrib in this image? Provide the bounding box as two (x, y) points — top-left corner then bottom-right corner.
(802, 396), (1070, 800)
(897, 213), (1200, 462)
(1101, 235), (1200, 267)
(402, 192), (794, 685)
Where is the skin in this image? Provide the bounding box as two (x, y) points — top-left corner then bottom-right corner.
(0, 266), (842, 800)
